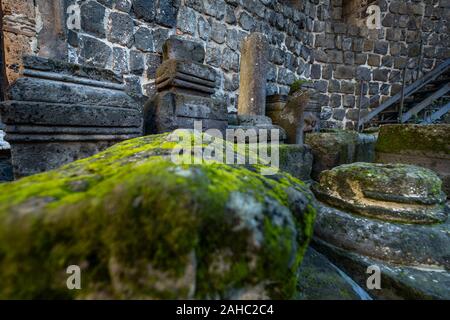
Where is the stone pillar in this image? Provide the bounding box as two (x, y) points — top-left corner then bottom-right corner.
(0, 56), (142, 178)
(144, 36), (228, 134)
(35, 0), (68, 60)
(237, 33), (269, 117)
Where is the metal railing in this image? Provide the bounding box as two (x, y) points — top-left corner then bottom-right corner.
(358, 58), (450, 129)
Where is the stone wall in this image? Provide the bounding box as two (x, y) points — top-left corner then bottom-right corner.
(319, 0), (450, 129)
(1, 0), (450, 130)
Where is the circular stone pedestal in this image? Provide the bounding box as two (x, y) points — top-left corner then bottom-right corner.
(312, 162), (450, 299)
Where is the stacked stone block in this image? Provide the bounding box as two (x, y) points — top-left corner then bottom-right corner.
(1, 0), (449, 131)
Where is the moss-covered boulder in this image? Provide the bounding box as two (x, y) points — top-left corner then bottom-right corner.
(305, 130), (376, 181)
(375, 124), (450, 197)
(312, 162), (450, 299)
(313, 162), (447, 224)
(0, 132), (317, 299)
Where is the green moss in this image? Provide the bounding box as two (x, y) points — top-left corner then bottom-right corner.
(0, 132), (317, 299)
(289, 79), (310, 96)
(376, 124), (450, 155)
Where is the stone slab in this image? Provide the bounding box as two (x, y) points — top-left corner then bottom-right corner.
(295, 247), (368, 300)
(9, 77), (137, 109)
(314, 203), (450, 268)
(162, 36), (205, 63)
(156, 59), (217, 83)
(278, 144), (313, 182)
(313, 238), (450, 300)
(22, 55), (122, 84)
(1, 101), (143, 129)
(144, 92), (227, 134)
(377, 152), (450, 198)
(376, 125), (450, 198)
(10, 141), (120, 178)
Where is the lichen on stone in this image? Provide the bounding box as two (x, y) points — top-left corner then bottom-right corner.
(0, 131), (317, 299)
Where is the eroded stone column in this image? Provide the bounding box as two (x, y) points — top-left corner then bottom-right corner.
(237, 33), (269, 117)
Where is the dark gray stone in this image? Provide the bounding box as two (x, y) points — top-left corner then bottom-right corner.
(113, 47), (129, 74)
(10, 78), (136, 109)
(210, 20), (227, 44)
(146, 54), (162, 78)
(334, 65), (355, 79)
(79, 35), (112, 69)
(221, 48), (239, 72)
(356, 66), (371, 81)
(163, 36), (205, 63)
(80, 1), (106, 38)
(330, 94), (341, 108)
(238, 33), (269, 117)
(198, 16), (211, 40)
(177, 6), (197, 34)
(296, 247), (365, 300)
(134, 27), (154, 52)
(225, 5), (237, 24)
(130, 50), (145, 75)
(22, 56), (122, 84)
(153, 28), (170, 53)
(0, 57), (142, 178)
(205, 46), (222, 68)
(115, 0), (132, 12)
(374, 41), (389, 55)
(108, 12), (134, 46)
(156, 0), (179, 27)
(133, 0), (156, 22)
(239, 12), (255, 31)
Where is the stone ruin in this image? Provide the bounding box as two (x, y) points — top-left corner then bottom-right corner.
(0, 56), (142, 178)
(143, 36), (228, 134)
(0, 0), (448, 301)
(313, 162), (449, 299)
(228, 33), (288, 141)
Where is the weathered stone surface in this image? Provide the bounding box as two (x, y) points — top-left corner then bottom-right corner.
(134, 27), (154, 52)
(376, 124), (449, 157)
(80, 1), (106, 38)
(156, 59), (217, 83)
(0, 153), (13, 183)
(305, 130), (369, 181)
(1, 101), (142, 128)
(155, 0), (179, 27)
(22, 56), (122, 84)
(79, 36), (113, 69)
(277, 144), (313, 182)
(314, 202), (449, 269)
(314, 238), (450, 300)
(108, 12), (134, 46)
(145, 92), (227, 134)
(0, 132), (317, 299)
(295, 247), (367, 300)
(266, 92), (310, 144)
(132, 0), (156, 22)
(9, 78), (136, 109)
(162, 36), (205, 63)
(312, 161), (450, 299)
(0, 57), (142, 178)
(313, 163), (447, 224)
(376, 124), (450, 197)
(129, 50), (145, 75)
(238, 33), (269, 117)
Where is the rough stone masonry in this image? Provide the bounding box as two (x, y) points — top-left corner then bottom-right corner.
(0, 0), (449, 141)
